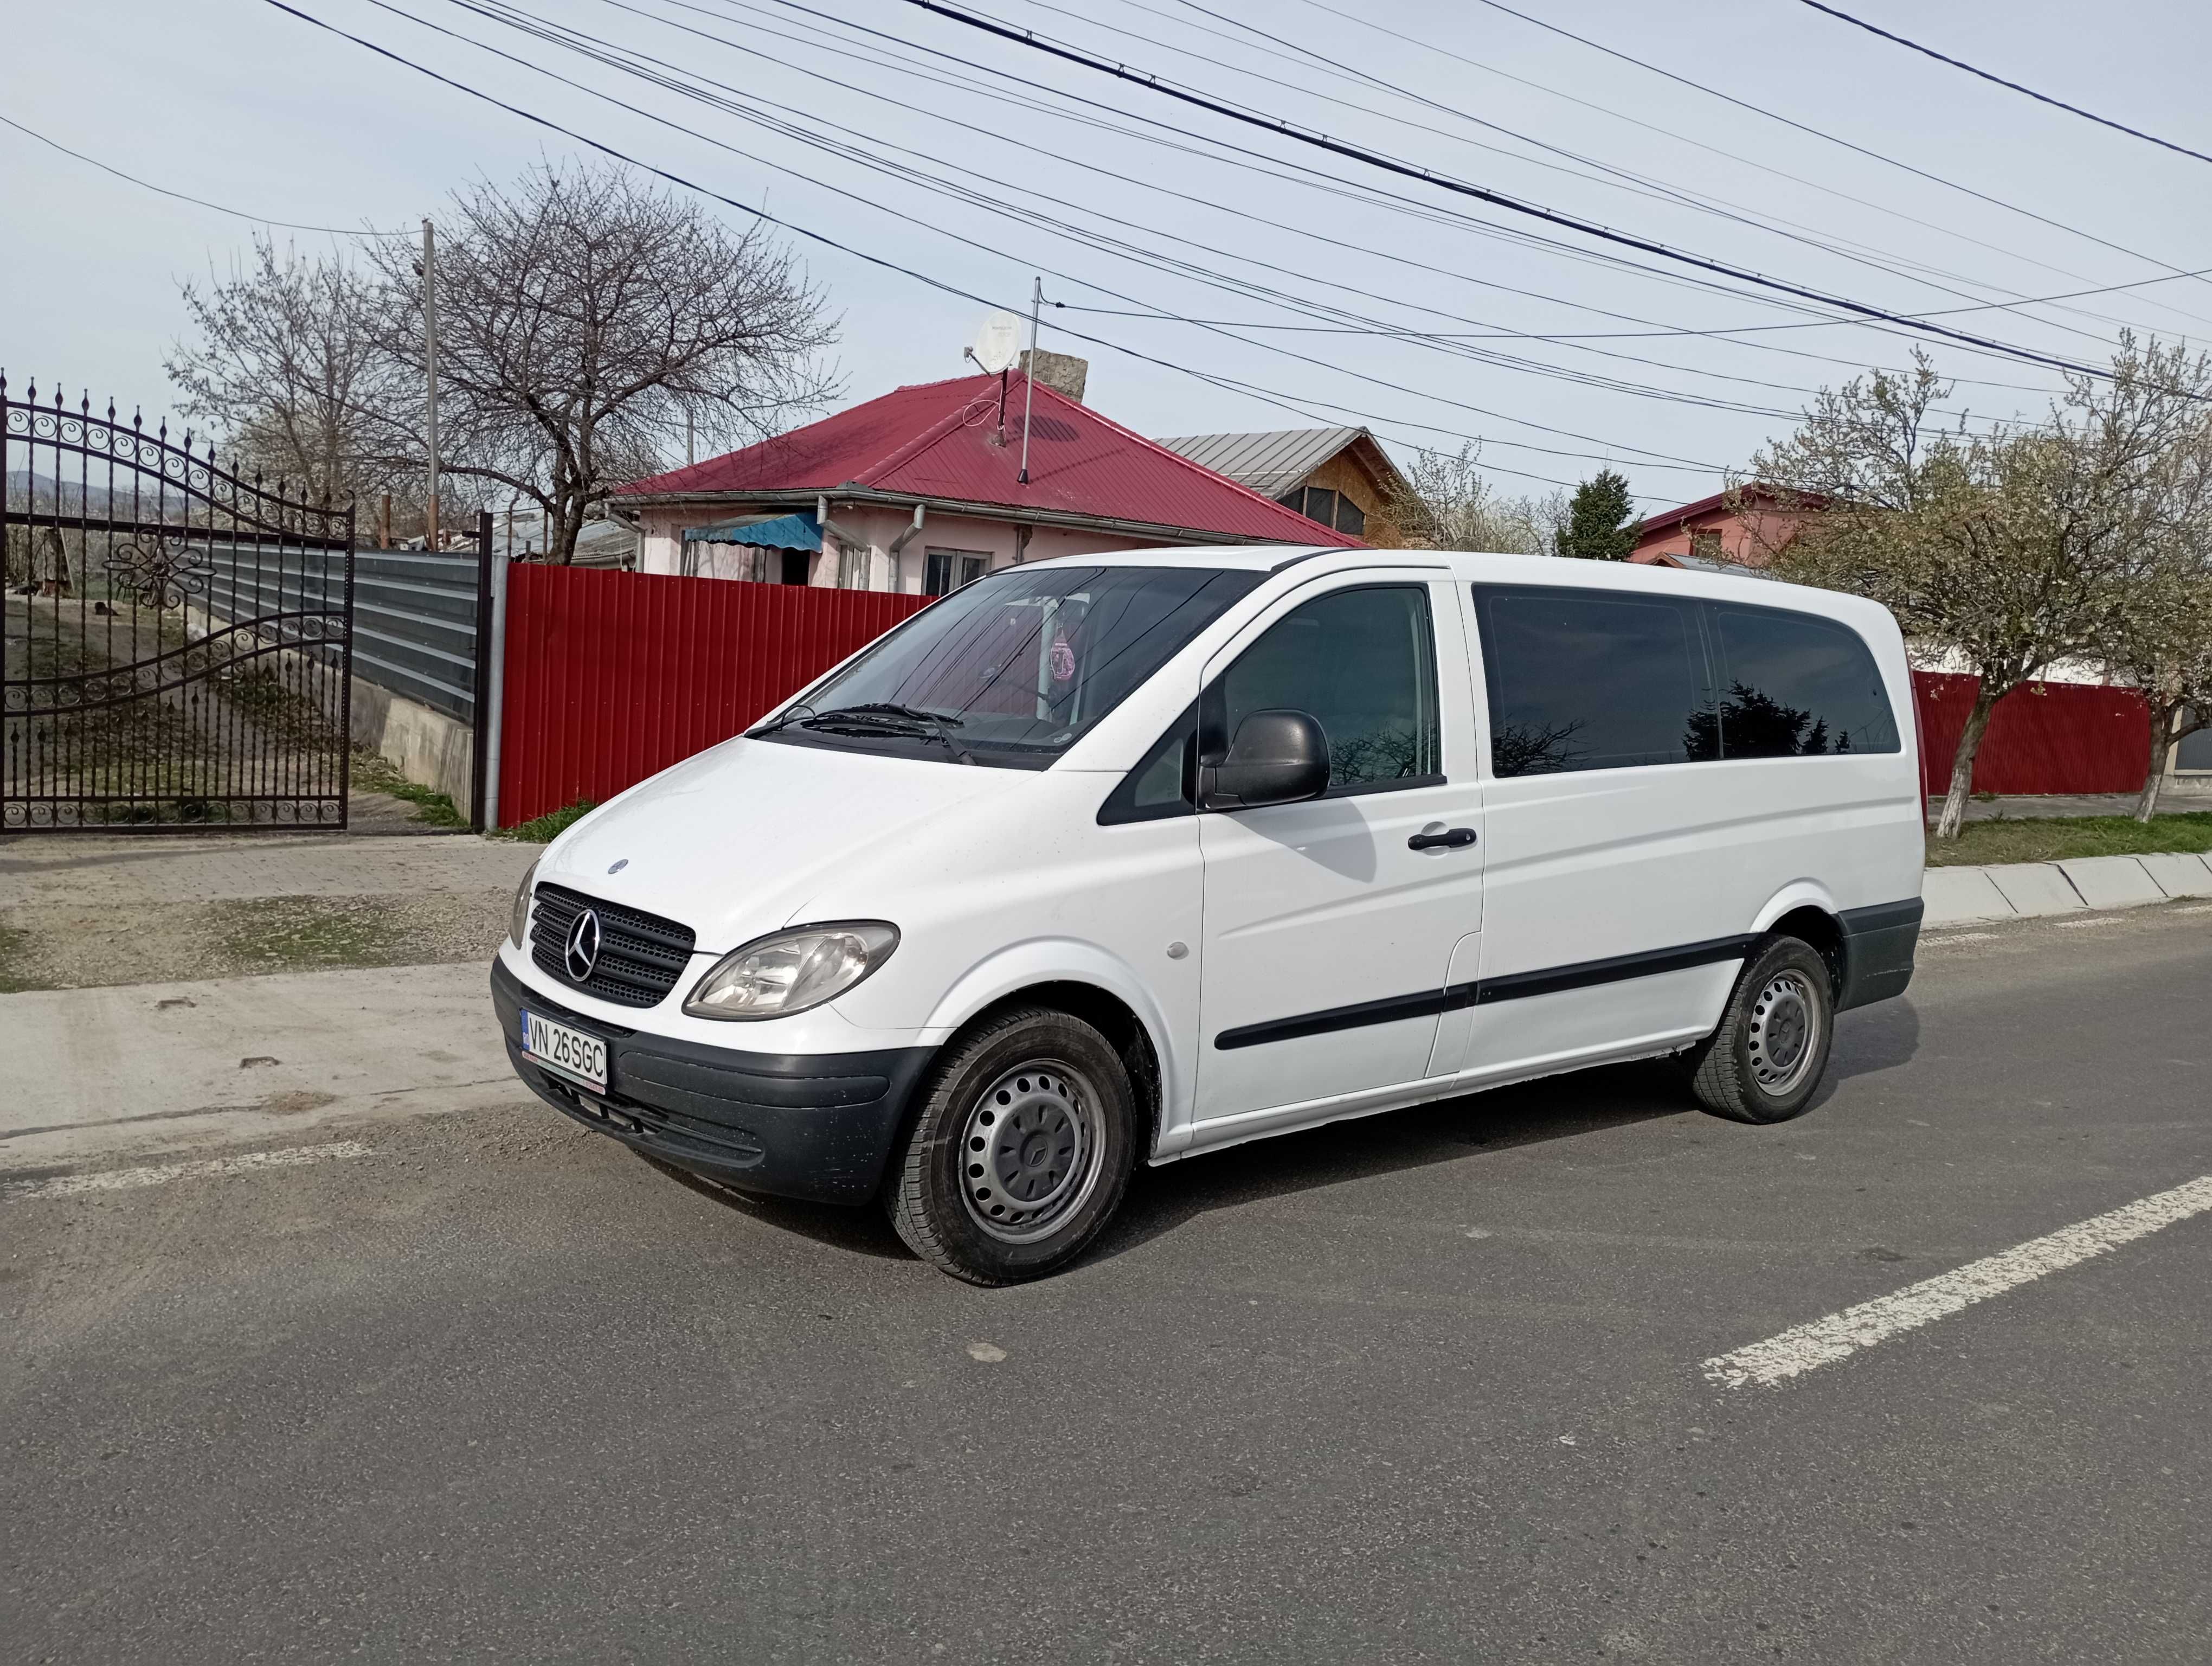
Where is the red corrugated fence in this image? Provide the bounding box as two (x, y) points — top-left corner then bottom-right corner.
(1911, 671), (2149, 797)
(497, 565), (930, 827)
(495, 567), (2157, 825)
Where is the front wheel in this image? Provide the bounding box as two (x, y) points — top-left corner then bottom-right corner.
(1683, 937), (1835, 1125)
(885, 1005), (1137, 1285)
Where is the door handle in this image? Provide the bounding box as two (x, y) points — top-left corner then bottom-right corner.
(1408, 825), (1477, 851)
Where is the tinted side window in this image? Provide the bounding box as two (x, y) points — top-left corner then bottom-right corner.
(1711, 605), (1900, 757)
(1474, 586), (1711, 776)
(1217, 585), (1440, 791)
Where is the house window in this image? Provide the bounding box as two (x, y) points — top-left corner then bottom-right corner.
(924, 548), (988, 596)
(1276, 484), (1365, 537)
(780, 549), (813, 585)
(1689, 528), (1723, 562)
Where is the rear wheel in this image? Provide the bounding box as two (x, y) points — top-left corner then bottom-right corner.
(1684, 937), (1835, 1124)
(885, 1005), (1136, 1285)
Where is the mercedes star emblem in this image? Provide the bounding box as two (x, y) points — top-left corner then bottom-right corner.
(564, 908), (602, 981)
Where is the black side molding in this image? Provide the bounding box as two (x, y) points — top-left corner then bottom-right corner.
(1214, 932), (1758, 1050)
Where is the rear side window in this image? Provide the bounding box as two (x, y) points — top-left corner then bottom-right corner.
(1474, 587), (1709, 776)
(1709, 605), (1900, 756)
(1216, 585), (1441, 791)
(1472, 583), (1900, 776)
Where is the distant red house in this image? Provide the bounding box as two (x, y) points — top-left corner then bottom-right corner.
(1631, 485), (1812, 572)
(614, 367), (1355, 595)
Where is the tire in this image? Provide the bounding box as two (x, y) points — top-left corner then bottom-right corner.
(1683, 937), (1836, 1125)
(885, 1004), (1137, 1285)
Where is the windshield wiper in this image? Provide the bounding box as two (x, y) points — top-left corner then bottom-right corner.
(786, 702), (978, 764)
(829, 702), (968, 728)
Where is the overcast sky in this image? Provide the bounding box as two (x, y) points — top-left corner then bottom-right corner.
(6, 0), (2210, 511)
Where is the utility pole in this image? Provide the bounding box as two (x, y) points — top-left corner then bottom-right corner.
(1017, 275), (1041, 486)
(686, 406), (695, 467)
(422, 217), (440, 551)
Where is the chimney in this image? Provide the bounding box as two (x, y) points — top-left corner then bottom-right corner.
(1019, 349), (1088, 404)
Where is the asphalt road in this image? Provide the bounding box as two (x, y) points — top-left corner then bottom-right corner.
(5, 904), (2209, 1664)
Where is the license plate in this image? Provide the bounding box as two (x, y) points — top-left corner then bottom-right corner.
(520, 1009), (608, 1092)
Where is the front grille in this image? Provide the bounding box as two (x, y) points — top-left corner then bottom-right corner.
(530, 881), (698, 1008)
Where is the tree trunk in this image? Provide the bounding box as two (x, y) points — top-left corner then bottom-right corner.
(1933, 685), (2003, 841)
(2134, 700), (2176, 823)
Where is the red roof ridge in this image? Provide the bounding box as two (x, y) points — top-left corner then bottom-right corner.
(1020, 376), (1361, 544)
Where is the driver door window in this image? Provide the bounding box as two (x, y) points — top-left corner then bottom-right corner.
(1213, 585), (1441, 791)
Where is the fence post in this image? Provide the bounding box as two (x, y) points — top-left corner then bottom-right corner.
(483, 544), (510, 831)
(468, 509), (494, 832)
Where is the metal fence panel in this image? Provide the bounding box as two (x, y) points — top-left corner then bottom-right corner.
(497, 565), (931, 827)
(352, 547), (484, 721)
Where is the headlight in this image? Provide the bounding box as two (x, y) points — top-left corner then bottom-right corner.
(684, 922), (899, 1021)
(510, 858), (539, 949)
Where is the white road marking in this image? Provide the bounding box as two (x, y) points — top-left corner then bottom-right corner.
(2, 1140), (376, 1201)
(1705, 1174), (2212, 1389)
(1925, 930), (2000, 944)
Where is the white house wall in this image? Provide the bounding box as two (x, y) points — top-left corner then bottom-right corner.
(634, 503), (1158, 591)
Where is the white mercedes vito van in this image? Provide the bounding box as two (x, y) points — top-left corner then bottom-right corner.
(492, 546), (1924, 1283)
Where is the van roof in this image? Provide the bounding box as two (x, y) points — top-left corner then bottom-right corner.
(1019, 543), (1895, 630)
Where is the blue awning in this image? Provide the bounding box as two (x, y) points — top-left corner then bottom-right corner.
(683, 511), (820, 550)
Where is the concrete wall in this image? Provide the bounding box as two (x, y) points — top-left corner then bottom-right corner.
(350, 677), (478, 822)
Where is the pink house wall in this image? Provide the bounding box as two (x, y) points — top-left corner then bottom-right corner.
(634, 503), (1158, 591)
(1632, 496), (1807, 567)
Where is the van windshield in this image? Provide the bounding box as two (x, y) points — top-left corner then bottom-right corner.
(751, 565), (1263, 767)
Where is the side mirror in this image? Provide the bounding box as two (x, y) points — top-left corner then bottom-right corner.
(1200, 709), (1331, 811)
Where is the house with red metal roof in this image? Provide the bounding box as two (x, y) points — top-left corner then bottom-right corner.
(614, 367), (1355, 595)
(1630, 484), (1812, 572)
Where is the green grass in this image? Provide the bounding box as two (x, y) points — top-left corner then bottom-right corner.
(350, 749), (468, 828)
(494, 799), (596, 843)
(1926, 811), (2212, 867)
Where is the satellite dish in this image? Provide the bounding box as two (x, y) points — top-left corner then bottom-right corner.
(969, 311), (1023, 374)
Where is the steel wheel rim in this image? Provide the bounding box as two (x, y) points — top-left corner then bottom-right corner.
(958, 1059), (1105, 1244)
(1747, 969), (1821, 1095)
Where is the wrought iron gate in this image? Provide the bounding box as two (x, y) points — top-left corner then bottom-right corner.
(2, 378), (356, 831)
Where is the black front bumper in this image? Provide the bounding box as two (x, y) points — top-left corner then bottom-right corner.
(491, 959), (935, 1205)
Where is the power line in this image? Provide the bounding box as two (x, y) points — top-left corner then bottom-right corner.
(715, 0), (2110, 396)
(494, 0), (1821, 419)
(1278, 0), (2212, 338)
(550, 0), (2074, 423)
(0, 113), (409, 236)
(1115, 0), (2149, 346)
(252, 0), (1678, 498)
(1012, 0), (2102, 345)
(1794, 0), (2212, 169)
(890, 0), (2149, 386)
(1463, 0), (2212, 294)
(397, 0), (1747, 463)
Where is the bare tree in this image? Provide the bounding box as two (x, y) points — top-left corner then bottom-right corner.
(2103, 420), (2212, 820)
(1386, 443), (1564, 554)
(368, 163), (837, 562)
(166, 235), (405, 502)
(1748, 341), (2210, 840)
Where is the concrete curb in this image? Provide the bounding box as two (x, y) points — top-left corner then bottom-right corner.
(1924, 850), (2212, 925)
